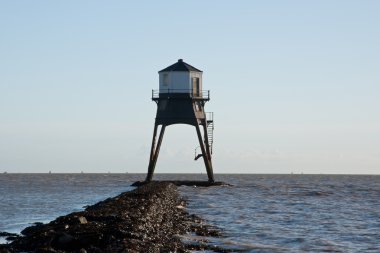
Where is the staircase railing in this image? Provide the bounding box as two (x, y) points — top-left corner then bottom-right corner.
(206, 112), (214, 154)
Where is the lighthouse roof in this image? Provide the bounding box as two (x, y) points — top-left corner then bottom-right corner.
(158, 59), (202, 73)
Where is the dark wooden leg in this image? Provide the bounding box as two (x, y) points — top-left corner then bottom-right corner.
(146, 124), (166, 182)
(146, 124), (158, 182)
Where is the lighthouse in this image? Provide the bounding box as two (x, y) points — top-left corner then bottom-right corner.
(146, 59), (215, 182)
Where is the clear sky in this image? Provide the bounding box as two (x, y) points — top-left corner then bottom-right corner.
(1, 1), (379, 174)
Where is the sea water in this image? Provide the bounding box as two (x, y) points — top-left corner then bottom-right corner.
(180, 174), (380, 252)
(0, 174), (134, 237)
(1, 174), (379, 252)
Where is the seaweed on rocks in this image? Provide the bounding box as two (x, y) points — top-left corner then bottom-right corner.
(0, 182), (231, 253)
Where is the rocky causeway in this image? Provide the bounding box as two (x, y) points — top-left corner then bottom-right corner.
(0, 182), (232, 253)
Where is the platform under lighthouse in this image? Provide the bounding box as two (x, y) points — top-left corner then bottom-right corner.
(146, 59), (215, 182)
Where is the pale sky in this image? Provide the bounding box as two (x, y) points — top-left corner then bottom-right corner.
(0, 1), (379, 174)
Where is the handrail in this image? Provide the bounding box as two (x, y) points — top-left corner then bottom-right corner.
(152, 89), (210, 100)
(206, 112), (214, 122)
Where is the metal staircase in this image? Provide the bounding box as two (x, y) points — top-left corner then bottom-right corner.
(206, 112), (214, 154)
(194, 112), (214, 160)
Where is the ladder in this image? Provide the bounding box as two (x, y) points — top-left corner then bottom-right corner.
(206, 112), (214, 154)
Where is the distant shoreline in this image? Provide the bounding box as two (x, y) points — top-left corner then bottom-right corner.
(1, 172), (380, 175)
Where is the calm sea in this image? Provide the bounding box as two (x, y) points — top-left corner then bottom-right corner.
(1, 174), (379, 252)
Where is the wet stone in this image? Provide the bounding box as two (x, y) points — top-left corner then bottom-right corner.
(77, 216), (87, 224)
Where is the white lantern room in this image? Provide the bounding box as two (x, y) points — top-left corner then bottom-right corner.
(158, 59), (203, 96)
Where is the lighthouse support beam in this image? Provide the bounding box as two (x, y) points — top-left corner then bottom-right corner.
(146, 124), (166, 182)
(195, 123), (214, 182)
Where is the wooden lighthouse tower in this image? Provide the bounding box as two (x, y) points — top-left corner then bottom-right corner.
(146, 59), (215, 182)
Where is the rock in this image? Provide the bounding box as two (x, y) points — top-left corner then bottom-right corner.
(51, 232), (76, 250)
(0, 232), (14, 237)
(0, 231), (21, 243)
(58, 233), (74, 245)
(78, 216), (87, 224)
(20, 222), (44, 236)
(35, 247), (58, 253)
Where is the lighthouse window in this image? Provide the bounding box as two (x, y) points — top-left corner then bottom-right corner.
(163, 74), (169, 86)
